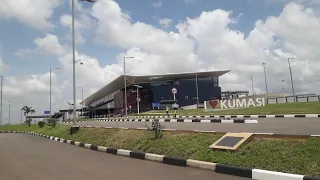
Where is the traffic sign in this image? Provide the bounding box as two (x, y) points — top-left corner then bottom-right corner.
(152, 103), (160, 108)
(172, 88), (177, 94)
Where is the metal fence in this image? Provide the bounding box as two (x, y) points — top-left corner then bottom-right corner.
(266, 95), (320, 104)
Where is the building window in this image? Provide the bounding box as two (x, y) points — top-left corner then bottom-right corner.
(185, 96), (188, 100)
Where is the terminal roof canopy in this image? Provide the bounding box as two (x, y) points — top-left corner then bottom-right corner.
(81, 70), (230, 106)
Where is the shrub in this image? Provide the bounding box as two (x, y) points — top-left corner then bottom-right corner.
(47, 118), (57, 128)
(145, 120), (165, 139)
(37, 121), (45, 128)
(26, 118), (32, 127)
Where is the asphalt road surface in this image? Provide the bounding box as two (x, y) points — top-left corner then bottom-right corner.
(75, 118), (320, 135)
(0, 134), (248, 180)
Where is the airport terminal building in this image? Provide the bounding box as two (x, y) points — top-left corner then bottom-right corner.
(80, 70), (230, 117)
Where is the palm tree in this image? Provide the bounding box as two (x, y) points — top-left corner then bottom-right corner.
(21, 106), (35, 126)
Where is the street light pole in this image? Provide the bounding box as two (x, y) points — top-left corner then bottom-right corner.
(81, 86), (83, 119)
(0, 76), (3, 126)
(71, 0), (94, 125)
(136, 86), (140, 114)
(8, 100), (10, 125)
(123, 56), (134, 117)
(262, 63), (268, 94)
(133, 85), (142, 114)
(250, 75), (255, 96)
(50, 68), (52, 117)
(72, 0), (77, 125)
(288, 58), (295, 97)
(70, 0), (110, 121)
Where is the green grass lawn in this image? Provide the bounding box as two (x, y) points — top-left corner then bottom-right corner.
(1, 124), (320, 177)
(131, 101), (320, 116)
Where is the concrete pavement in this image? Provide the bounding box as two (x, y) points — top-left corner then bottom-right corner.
(75, 118), (320, 135)
(0, 133), (248, 180)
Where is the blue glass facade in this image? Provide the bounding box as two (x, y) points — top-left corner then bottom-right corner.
(150, 77), (221, 107)
(98, 77), (222, 115)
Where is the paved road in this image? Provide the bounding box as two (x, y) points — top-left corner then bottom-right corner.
(75, 118), (320, 135)
(0, 134), (248, 180)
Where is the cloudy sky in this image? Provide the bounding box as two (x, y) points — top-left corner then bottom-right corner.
(1, 0), (320, 124)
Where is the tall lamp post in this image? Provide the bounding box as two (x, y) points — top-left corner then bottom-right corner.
(287, 58), (295, 97)
(0, 76), (3, 126)
(133, 85), (143, 114)
(8, 100), (10, 125)
(71, 0), (94, 126)
(248, 75), (255, 96)
(50, 68), (60, 118)
(262, 63), (268, 94)
(123, 56), (134, 116)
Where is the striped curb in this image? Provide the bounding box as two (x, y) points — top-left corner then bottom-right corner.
(62, 118), (258, 124)
(110, 114), (320, 119)
(0, 130), (319, 180)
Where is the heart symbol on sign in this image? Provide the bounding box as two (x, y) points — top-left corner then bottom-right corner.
(209, 100), (219, 109)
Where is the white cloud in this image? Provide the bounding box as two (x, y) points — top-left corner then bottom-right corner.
(91, 0), (320, 95)
(159, 18), (173, 28)
(5, 0), (320, 125)
(153, 0), (162, 8)
(16, 33), (68, 58)
(59, 11), (95, 44)
(34, 34), (68, 56)
(0, 0), (60, 31)
(1, 72), (64, 124)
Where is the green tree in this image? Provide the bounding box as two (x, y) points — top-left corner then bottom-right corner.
(21, 106), (35, 127)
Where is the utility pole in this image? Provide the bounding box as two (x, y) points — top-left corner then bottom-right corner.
(288, 58), (295, 97)
(0, 76), (3, 126)
(262, 63), (268, 94)
(8, 100), (10, 125)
